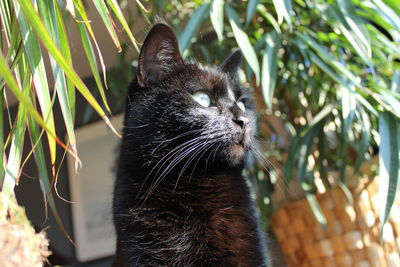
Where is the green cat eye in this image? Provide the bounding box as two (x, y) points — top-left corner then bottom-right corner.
(236, 101), (245, 112)
(192, 91), (212, 107)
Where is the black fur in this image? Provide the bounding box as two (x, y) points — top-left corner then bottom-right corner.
(113, 22), (268, 267)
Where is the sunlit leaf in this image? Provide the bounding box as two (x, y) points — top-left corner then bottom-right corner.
(106, 0), (140, 52)
(257, 4), (281, 33)
(76, 22), (111, 115)
(370, 0), (400, 29)
(300, 104), (335, 137)
(327, 5), (372, 69)
(0, 50), (75, 161)
(391, 71), (400, 93)
(92, 0), (122, 52)
(341, 83), (356, 136)
(271, 0), (293, 31)
(74, 0), (108, 90)
(378, 112), (400, 229)
(2, 68), (29, 198)
(354, 108), (371, 171)
(306, 193), (327, 228)
(15, 0), (118, 136)
(37, 0), (78, 166)
(226, 5), (260, 85)
(14, 0), (57, 170)
(210, 0), (224, 42)
(261, 30), (280, 109)
(53, 0), (76, 120)
(66, 0), (76, 17)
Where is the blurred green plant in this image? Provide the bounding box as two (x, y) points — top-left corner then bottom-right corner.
(137, 0), (400, 229)
(0, 0), (145, 232)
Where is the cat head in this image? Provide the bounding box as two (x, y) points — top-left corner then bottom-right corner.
(122, 22), (256, 174)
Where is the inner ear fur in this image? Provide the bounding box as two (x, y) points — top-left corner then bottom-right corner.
(137, 23), (183, 87)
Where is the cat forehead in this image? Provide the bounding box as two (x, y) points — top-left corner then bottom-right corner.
(189, 63), (241, 99)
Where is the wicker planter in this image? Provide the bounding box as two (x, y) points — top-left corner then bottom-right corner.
(0, 193), (50, 267)
(270, 179), (400, 267)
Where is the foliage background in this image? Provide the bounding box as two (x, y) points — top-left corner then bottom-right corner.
(0, 0), (399, 240)
(126, 0), (400, 229)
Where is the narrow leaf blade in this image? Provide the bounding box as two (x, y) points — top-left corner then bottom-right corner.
(261, 30), (280, 109)
(92, 0), (122, 52)
(178, 3), (210, 55)
(246, 0), (259, 25)
(226, 5), (260, 84)
(378, 112), (400, 229)
(210, 0), (224, 42)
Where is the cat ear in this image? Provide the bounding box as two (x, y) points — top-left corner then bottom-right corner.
(137, 23), (183, 87)
(220, 49), (243, 77)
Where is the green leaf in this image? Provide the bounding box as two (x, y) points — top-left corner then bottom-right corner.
(297, 33), (362, 88)
(261, 30), (280, 109)
(27, 111), (75, 243)
(37, 0), (78, 164)
(2, 69), (29, 198)
(0, 50), (75, 161)
(179, 3), (210, 55)
(76, 22), (111, 114)
(14, 0), (57, 168)
(297, 126), (320, 190)
(257, 4), (281, 33)
(382, 0), (400, 15)
(341, 83), (356, 136)
(307, 49), (347, 85)
(328, 5), (372, 69)
(0, 0), (12, 36)
(300, 104), (335, 137)
(373, 28), (400, 57)
(106, 0), (140, 53)
(53, 0), (76, 124)
(391, 71), (400, 93)
(378, 112), (400, 229)
(74, 0), (108, 91)
(306, 193), (327, 228)
(226, 5), (260, 85)
(379, 90), (400, 118)
(92, 0), (122, 52)
(354, 108), (371, 172)
(210, 0), (224, 42)
(284, 134), (301, 185)
(246, 0), (259, 25)
(15, 0), (118, 135)
(66, 0), (76, 17)
(271, 0), (293, 31)
(371, 0), (400, 29)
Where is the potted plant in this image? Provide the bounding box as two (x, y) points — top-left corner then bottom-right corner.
(141, 0), (400, 266)
(0, 0), (144, 264)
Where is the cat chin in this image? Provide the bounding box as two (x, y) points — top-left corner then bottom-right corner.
(228, 144), (247, 165)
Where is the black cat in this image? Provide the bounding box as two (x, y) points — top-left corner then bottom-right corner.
(113, 22), (268, 267)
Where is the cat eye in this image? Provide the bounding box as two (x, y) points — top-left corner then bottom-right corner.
(236, 101), (246, 112)
(192, 91), (212, 107)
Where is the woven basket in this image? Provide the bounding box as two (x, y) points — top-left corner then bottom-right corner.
(270, 179), (400, 267)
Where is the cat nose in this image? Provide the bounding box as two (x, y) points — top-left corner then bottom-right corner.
(232, 116), (249, 129)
